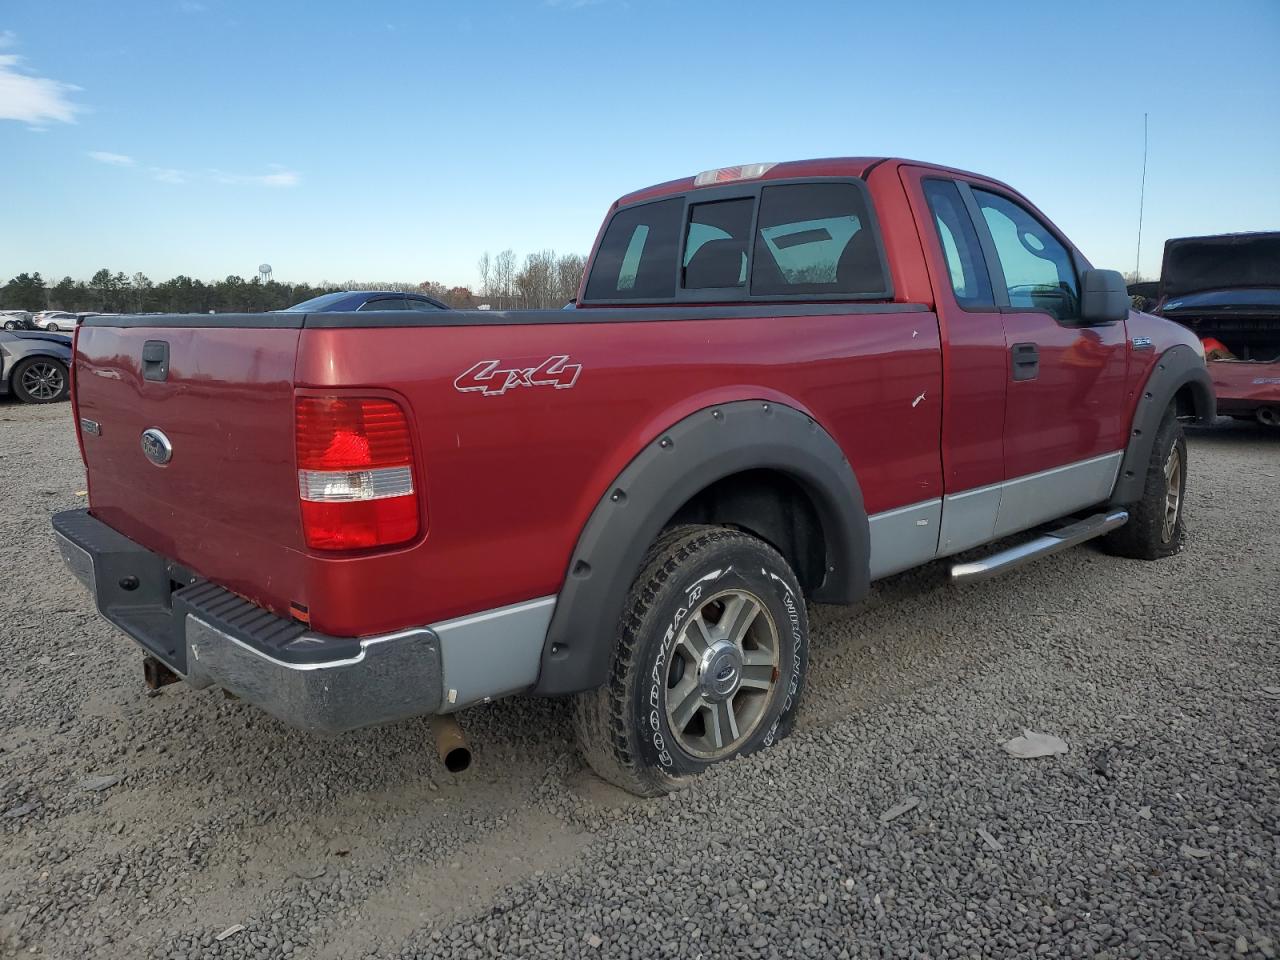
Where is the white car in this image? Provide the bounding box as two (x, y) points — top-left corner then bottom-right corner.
(1, 310), (32, 331)
(32, 311), (78, 332)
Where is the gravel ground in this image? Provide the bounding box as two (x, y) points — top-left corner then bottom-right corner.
(1, 397), (1277, 960)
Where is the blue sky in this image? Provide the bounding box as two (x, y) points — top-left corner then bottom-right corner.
(2, 0), (1278, 289)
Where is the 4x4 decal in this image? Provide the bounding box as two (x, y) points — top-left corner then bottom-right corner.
(454, 355), (582, 397)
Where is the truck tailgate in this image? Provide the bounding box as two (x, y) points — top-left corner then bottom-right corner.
(74, 322), (305, 616)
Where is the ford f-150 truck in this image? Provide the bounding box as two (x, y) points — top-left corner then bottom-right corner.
(54, 158), (1214, 796)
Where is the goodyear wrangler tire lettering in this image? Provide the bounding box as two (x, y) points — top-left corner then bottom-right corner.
(572, 525), (809, 797)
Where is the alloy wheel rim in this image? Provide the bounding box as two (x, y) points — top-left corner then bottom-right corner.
(663, 588), (780, 760)
(1162, 446), (1182, 543)
(20, 362), (64, 401)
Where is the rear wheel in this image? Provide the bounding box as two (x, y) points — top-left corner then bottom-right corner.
(574, 525), (808, 796)
(12, 357), (69, 404)
(1104, 405), (1187, 560)
(45, 322), (60, 332)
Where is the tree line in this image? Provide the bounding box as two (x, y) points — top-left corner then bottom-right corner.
(476, 250), (587, 310)
(2, 251), (587, 315)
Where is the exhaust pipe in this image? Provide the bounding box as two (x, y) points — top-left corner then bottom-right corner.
(430, 715), (472, 773)
(1257, 407), (1279, 428)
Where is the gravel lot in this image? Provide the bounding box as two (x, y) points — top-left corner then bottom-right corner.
(1, 397), (1276, 960)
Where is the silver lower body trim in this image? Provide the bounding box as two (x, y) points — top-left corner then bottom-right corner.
(938, 451), (1123, 558)
(433, 597), (557, 712)
(868, 451), (1125, 578)
(868, 498), (942, 579)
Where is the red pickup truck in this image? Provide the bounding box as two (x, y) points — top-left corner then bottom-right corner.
(54, 158), (1213, 796)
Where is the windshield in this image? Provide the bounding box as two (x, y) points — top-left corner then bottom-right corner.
(280, 292), (349, 312)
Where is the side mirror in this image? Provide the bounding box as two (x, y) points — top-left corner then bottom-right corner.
(1080, 268), (1129, 323)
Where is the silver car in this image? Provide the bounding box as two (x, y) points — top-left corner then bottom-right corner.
(0, 330), (73, 403)
(32, 311), (78, 332)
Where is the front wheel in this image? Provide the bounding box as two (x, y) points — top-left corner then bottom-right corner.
(1104, 405), (1187, 560)
(12, 357), (70, 403)
(574, 525), (809, 796)
(2, 320), (17, 330)
(45, 322), (59, 332)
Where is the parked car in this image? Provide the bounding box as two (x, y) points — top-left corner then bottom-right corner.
(1148, 232), (1280, 427)
(0, 330), (73, 403)
(53, 157), (1213, 796)
(32, 311), (78, 332)
(280, 290), (449, 312)
(1, 310), (33, 331)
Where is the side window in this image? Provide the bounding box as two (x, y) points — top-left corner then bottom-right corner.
(584, 198), (683, 300)
(683, 198), (753, 289)
(750, 182), (886, 296)
(358, 296), (407, 311)
(922, 179), (992, 307)
(973, 189), (1079, 321)
(407, 297), (443, 312)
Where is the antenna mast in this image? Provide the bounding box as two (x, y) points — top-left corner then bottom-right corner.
(1135, 112), (1148, 279)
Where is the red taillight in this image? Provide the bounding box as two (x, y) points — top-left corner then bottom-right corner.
(295, 397), (420, 550)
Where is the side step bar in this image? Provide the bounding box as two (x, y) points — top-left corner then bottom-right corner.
(951, 510), (1129, 584)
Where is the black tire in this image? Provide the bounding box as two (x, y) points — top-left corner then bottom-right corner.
(45, 322), (59, 332)
(1103, 405), (1187, 560)
(574, 524), (809, 796)
(2, 320), (17, 330)
(11, 357), (70, 404)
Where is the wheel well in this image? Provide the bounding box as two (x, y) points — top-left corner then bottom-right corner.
(1173, 383), (1197, 419)
(666, 469), (826, 593)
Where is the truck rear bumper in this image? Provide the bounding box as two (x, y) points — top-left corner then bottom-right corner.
(52, 509), (555, 734)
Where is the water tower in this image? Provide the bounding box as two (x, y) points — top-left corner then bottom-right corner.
(258, 263), (273, 283)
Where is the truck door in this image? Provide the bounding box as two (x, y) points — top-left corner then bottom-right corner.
(961, 183), (1129, 536)
(900, 169), (1008, 556)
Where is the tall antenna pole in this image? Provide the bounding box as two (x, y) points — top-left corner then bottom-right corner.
(1135, 112), (1148, 279)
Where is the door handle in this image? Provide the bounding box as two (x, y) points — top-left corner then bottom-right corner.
(1011, 342), (1039, 382)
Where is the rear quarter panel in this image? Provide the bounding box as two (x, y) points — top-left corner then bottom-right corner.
(295, 311), (942, 636)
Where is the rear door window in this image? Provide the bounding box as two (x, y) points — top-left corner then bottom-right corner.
(750, 183), (887, 296)
(584, 198), (683, 301)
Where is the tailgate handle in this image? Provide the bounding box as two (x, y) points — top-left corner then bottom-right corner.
(142, 340), (170, 382)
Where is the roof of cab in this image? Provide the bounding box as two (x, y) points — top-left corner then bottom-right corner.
(612, 157), (1001, 209)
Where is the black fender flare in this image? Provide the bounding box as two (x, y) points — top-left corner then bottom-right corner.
(1110, 343), (1215, 506)
(533, 400), (869, 696)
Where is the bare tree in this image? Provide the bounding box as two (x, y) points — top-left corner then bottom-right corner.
(477, 252), (492, 302)
(493, 249), (517, 310)
(555, 253), (586, 305)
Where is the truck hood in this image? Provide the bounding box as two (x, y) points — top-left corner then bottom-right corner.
(1160, 232), (1280, 299)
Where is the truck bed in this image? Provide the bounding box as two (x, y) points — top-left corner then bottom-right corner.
(74, 303), (940, 638)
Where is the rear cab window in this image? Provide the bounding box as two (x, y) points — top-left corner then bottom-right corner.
(584, 199), (684, 301)
(582, 178), (892, 304)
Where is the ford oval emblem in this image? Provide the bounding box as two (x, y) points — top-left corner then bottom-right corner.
(140, 428), (173, 466)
